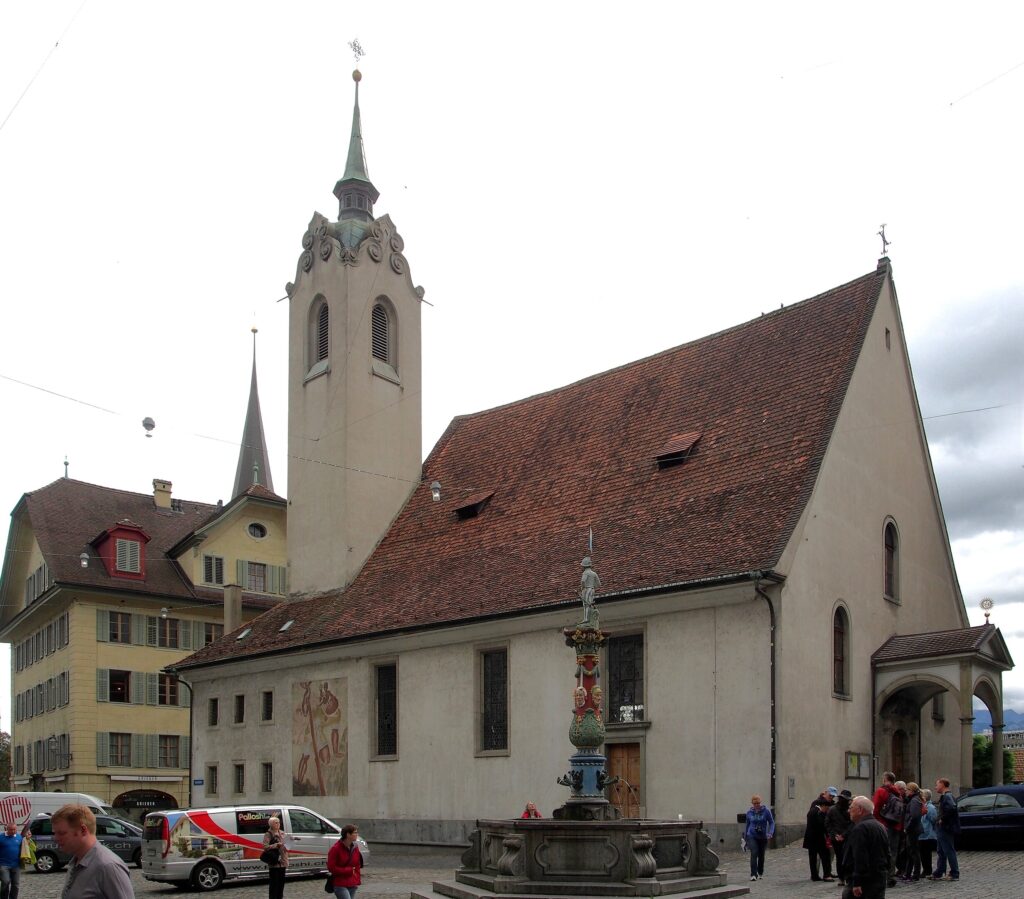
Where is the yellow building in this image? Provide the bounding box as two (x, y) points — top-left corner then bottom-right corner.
(0, 349), (285, 821)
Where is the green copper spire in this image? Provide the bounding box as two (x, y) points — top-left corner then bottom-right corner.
(334, 69), (379, 222)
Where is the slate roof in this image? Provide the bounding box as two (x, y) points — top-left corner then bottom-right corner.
(7, 478), (277, 610)
(179, 263), (891, 670)
(872, 624), (997, 663)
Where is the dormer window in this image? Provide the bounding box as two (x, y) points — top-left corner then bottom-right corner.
(456, 491), (494, 521)
(655, 432), (702, 469)
(115, 539), (140, 573)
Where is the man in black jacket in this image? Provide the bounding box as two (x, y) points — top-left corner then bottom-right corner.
(843, 796), (891, 899)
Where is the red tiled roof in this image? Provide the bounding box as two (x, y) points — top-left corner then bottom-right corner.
(180, 265), (888, 669)
(872, 624), (995, 663)
(9, 478), (276, 610)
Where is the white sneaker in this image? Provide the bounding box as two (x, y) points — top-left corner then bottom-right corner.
(750, 875), (757, 881)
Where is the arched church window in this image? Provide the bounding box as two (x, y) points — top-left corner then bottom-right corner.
(315, 303), (329, 363)
(884, 521), (899, 601)
(371, 303), (390, 364)
(833, 607), (850, 697)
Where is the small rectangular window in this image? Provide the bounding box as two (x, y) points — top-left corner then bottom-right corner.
(234, 694), (245, 724)
(608, 634), (644, 723)
(157, 617), (180, 648)
(375, 663), (398, 757)
(208, 697), (220, 726)
(204, 623), (224, 646)
(480, 648), (508, 752)
(159, 674), (179, 706)
(261, 691), (274, 722)
(109, 611), (132, 643)
(247, 562), (267, 593)
(207, 765), (218, 796)
(109, 669), (131, 703)
(159, 735), (180, 768)
(262, 762), (273, 793)
(234, 763), (245, 794)
(109, 732), (131, 766)
(203, 554), (225, 585)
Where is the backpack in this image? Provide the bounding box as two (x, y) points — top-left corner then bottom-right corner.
(880, 790), (905, 824)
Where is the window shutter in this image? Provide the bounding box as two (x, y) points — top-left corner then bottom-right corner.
(268, 566), (279, 594)
(236, 559), (246, 586)
(146, 673), (158, 705)
(97, 668), (109, 702)
(132, 614), (146, 645)
(194, 620), (204, 647)
(96, 609), (109, 641)
(179, 736), (191, 769)
(180, 681), (192, 708)
(146, 734), (159, 768)
(96, 733), (109, 767)
(181, 621), (193, 650)
(131, 671), (146, 704)
(277, 565), (287, 594)
(146, 616), (157, 646)
(131, 733), (145, 768)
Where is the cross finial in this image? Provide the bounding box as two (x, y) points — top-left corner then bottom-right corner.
(348, 39), (365, 66)
(878, 223), (891, 256)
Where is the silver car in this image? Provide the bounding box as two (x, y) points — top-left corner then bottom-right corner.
(30, 814), (143, 872)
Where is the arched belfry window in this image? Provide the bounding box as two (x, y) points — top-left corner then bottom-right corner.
(306, 298), (330, 381)
(833, 606), (850, 697)
(371, 303), (392, 364)
(883, 520), (900, 602)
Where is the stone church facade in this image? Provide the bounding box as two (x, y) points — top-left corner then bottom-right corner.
(176, 71), (1013, 846)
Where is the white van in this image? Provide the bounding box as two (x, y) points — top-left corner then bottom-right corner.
(0, 792), (118, 827)
(142, 805), (359, 891)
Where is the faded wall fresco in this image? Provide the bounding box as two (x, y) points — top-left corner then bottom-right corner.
(292, 678), (347, 796)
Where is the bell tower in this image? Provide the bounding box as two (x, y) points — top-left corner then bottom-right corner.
(285, 69), (423, 598)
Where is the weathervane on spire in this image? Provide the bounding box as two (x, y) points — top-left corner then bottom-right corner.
(348, 39), (365, 67)
(878, 223), (891, 257)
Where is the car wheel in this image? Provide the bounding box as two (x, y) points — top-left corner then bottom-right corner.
(192, 860), (225, 892)
(132, 848), (142, 868)
(34, 851), (62, 873)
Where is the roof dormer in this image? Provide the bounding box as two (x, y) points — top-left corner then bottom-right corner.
(91, 519), (151, 581)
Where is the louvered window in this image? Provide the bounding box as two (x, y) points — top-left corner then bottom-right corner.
(203, 554), (224, 585)
(115, 538), (141, 573)
(371, 303), (389, 362)
(316, 303), (329, 362)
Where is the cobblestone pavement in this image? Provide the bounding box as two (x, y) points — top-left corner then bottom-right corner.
(15, 843), (1021, 898)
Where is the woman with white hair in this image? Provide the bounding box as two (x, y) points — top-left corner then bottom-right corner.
(262, 816), (289, 899)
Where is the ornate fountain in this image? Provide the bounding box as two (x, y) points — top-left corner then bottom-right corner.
(414, 557), (747, 899)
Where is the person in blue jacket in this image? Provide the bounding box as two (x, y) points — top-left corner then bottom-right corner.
(744, 794), (776, 881)
(0, 822), (24, 899)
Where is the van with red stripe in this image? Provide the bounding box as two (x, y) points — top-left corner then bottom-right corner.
(142, 805), (352, 891)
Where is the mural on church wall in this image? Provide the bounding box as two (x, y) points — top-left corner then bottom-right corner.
(292, 678), (348, 796)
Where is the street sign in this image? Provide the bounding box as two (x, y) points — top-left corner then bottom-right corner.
(193, 779), (204, 786)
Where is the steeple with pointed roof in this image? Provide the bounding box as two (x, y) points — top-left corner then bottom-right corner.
(333, 69), (380, 225)
(232, 328), (275, 499)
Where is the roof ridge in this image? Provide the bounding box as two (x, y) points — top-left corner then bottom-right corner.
(27, 476), (218, 510)
(448, 267), (886, 426)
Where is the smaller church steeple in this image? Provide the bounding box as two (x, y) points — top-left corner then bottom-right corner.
(232, 328), (275, 499)
(333, 70), (380, 223)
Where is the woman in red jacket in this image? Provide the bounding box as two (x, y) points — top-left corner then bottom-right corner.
(327, 825), (363, 899)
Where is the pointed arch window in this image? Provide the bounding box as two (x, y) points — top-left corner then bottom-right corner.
(371, 304), (390, 363)
(833, 606), (850, 698)
(316, 303), (329, 362)
(883, 520), (900, 602)
(306, 298), (330, 382)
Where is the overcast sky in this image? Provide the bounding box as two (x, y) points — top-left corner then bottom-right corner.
(1, 2), (1022, 728)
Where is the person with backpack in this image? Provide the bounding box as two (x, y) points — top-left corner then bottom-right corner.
(327, 824), (364, 899)
(743, 795), (775, 881)
(871, 772), (903, 887)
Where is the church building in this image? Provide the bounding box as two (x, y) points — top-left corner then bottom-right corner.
(175, 71), (1013, 845)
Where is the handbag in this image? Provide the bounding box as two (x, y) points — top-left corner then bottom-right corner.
(324, 874), (335, 893)
(260, 846), (280, 865)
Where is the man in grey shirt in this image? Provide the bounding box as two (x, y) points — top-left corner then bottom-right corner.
(52, 805), (133, 899)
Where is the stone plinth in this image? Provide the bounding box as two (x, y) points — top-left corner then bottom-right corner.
(411, 818), (748, 899)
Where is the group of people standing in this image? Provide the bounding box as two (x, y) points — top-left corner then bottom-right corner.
(745, 772), (961, 897)
(263, 817), (364, 899)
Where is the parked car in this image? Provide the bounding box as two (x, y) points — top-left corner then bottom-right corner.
(30, 814), (143, 872)
(955, 784), (1024, 846)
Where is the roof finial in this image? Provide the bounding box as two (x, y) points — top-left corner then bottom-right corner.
(64, 455), (69, 479)
(335, 39), (379, 222)
(877, 223), (891, 257)
(980, 597), (994, 624)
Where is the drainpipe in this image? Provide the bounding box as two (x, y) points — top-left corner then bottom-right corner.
(168, 669), (194, 809)
(754, 576), (778, 817)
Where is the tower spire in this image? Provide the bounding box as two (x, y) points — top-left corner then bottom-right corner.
(333, 69), (380, 222)
(232, 328), (275, 498)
